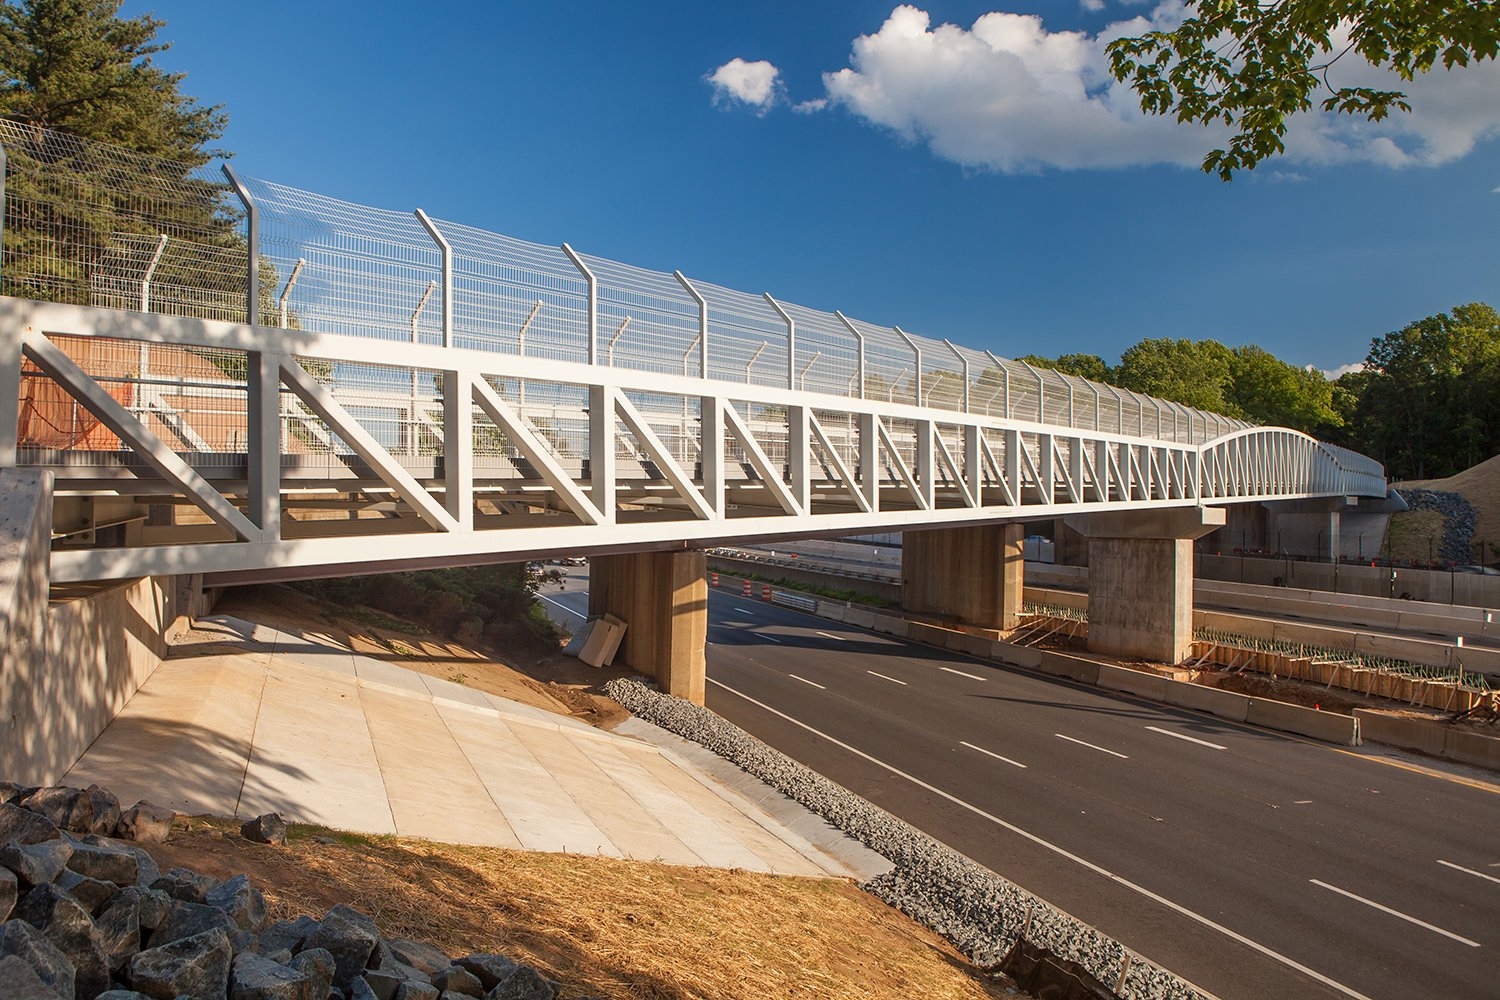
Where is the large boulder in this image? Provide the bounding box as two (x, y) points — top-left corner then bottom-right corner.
(115, 803), (175, 846)
(66, 841), (139, 887)
(128, 927), (232, 999)
(240, 813), (288, 846)
(206, 874), (268, 933)
(429, 965), (484, 997)
(0, 953), (63, 1000)
(255, 916), (317, 957)
(151, 866), (220, 905)
(17, 881), (111, 999)
(455, 954), (517, 991)
(82, 786), (122, 839)
(149, 899), (238, 948)
(395, 981), (439, 1000)
(17, 787), (92, 833)
(56, 870), (119, 915)
(0, 804), (62, 846)
(229, 950), (321, 1000)
(0, 839), (73, 888)
(304, 904), (381, 988)
(486, 966), (556, 1000)
(287, 947), (335, 998)
(96, 889), (144, 970)
(0, 919), (75, 999)
(0, 867), (15, 921)
(387, 938), (451, 977)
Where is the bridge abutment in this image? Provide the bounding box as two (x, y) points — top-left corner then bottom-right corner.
(589, 549), (708, 705)
(1064, 507), (1226, 664)
(901, 523), (1024, 630)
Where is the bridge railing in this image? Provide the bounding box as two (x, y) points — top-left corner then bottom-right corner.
(1, 122), (1253, 455)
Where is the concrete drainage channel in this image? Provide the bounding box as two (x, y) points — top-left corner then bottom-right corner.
(604, 677), (1211, 1000)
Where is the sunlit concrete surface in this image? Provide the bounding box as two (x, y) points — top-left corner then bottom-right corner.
(65, 614), (872, 878)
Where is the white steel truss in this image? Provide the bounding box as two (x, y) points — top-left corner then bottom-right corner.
(1, 299), (1387, 585)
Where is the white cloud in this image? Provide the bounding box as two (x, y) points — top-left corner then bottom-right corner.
(1080, 0), (1105, 11)
(808, 5), (1500, 174)
(1323, 362), (1365, 378)
(706, 58), (782, 112)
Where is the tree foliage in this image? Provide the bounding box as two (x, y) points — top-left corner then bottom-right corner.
(1226, 344), (1340, 432)
(1114, 337), (1238, 415)
(1106, 1), (1500, 180)
(1018, 352), (1112, 383)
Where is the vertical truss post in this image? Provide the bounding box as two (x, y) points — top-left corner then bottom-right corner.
(835, 310), (865, 399)
(858, 411), (879, 512)
(415, 209), (453, 348)
(764, 293), (794, 390)
(789, 404), (810, 513)
(444, 370), (473, 529)
(675, 271), (708, 378)
(562, 243), (598, 364)
(246, 351), (282, 538)
(964, 424), (981, 505)
(0, 293), (17, 465)
(916, 419), (934, 507)
(221, 164), (259, 326)
(943, 339), (969, 413)
(700, 395), (724, 514)
(894, 326), (922, 405)
(589, 384), (616, 523)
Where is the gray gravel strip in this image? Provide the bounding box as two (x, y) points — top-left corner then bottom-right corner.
(604, 677), (1210, 1000)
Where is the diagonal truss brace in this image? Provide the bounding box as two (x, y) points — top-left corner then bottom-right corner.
(808, 412), (871, 513)
(21, 331), (261, 541)
(876, 418), (927, 510)
(279, 357), (459, 532)
(722, 403), (800, 515)
(470, 376), (605, 525)
(613, 392), (714, 519)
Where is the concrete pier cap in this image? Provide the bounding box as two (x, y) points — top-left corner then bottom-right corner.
(1063, 506), (1225, 664)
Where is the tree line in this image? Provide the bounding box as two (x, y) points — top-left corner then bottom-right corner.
(1021, 301), (1500, 481)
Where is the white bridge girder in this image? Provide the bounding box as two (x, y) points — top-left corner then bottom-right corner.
(0, 299), (1388, 585)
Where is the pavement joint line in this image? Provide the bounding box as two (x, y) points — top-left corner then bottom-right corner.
(1309, 879), (1482, 948)
(709, 677), (1374, 1000)
(788, 674), (826, 690)
(867, 670), (906, 686)
(1146, 725), (1227, 751)
(537, 593), (585, 618)
(959, 740), (1027, 769)
(938, 666), (986, 681)
(1055, 733), (1129, 759)
(1437, 859), (1500, 886)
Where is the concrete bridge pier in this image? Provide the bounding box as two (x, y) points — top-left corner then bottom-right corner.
(1064, 507), (1226, 664)
(588, 549), (708, 705)
(901, 523), (1025, 631)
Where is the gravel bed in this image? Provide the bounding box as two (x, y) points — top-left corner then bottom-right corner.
(605, 677), (1208, 1000)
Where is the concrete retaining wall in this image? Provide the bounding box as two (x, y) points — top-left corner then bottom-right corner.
(1197, 553), (1500, 608)
(707, 555), (903, 605)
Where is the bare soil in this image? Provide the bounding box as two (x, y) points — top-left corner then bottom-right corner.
(147, 817), (1013, 1000)
(200, 584), (633, 730)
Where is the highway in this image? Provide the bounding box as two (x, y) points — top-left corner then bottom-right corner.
(537, 569), (1500, 1000)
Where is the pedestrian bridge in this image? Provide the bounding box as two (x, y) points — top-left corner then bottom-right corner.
(0, 124), (1384, 588)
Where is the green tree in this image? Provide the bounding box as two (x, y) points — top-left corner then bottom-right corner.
(1114, 337), (1239, 415)
(1106, 2), (1500, 180)
(1226, 344), (1340, 433)
(1018, 352), (1113, 383)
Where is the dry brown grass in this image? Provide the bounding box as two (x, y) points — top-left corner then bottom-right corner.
(1401, 452), (1500, 562)
(148, 817), (1009, 1000)
(1385, 509), (1447, 564)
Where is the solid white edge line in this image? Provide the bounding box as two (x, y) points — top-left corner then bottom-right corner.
(709, 677), (1369, 1000)
(960, 740), (1027, 769)
(536, 594), (585, 618)
(1437, 859), (1500, 886)
(1309, 879), (1481, 948)
(1055, 733), (1129, 759)
(867, 670), (907, 685)
(1146, 725), (1227, 751)
(787, 674), (826, 690)
(939, 666), (986, 681)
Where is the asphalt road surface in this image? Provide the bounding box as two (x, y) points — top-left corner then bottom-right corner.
(537, 569), (1500, 1000)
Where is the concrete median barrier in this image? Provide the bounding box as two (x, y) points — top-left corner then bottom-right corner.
(1245, 698), (1360, 746)
(1096, 664), (1169, 701)
(845, 608), (877, 629)
(1352, 710), (1447, 757)
(816, 602), (847, 622)
(991, 640), (1042, 670)
(1161, 679), (1250, 723)
(1444, 728), (1500, 770)
(1038, 651), (1100, 686)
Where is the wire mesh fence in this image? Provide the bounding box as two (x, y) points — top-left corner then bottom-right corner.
(3, 120), (1270, 456)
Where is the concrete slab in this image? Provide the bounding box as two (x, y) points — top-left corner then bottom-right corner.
(67, 617), (869, 878)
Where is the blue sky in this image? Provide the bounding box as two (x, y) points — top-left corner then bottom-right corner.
(127, 1), (1498, 373)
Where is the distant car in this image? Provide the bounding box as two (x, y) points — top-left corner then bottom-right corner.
(564, 556), (587, 566)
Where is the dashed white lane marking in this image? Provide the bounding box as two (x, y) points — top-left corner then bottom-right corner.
(1146, 725), (1227, 751)
(867, 671), (906, 685)
(1310, 880), (1480, 948)
(762, 634), (783, 643)
(709, 678), (1371, 1000)
(1055, 733), (1129, 759)
(1438, 860), (1500, 886)
(816, 631), (843, 640)
(735, 606), (756, 615)
(537, 594), (585, 618)
(1295, 800), (1314, 804)
(788, 674), (826, 690)
(960, 740), (1027, 769)
(939, 666), (986, 681)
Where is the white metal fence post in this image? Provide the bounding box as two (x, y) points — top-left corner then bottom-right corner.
(894, 326), (922, 405)
(562, 243), (598, 364)
(221, 164), (259, 325)
(675, 270), (708, 379)
(834, 310), (865, 399)
(415, 210), (453, 348)
(764, 293), (795, 390)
